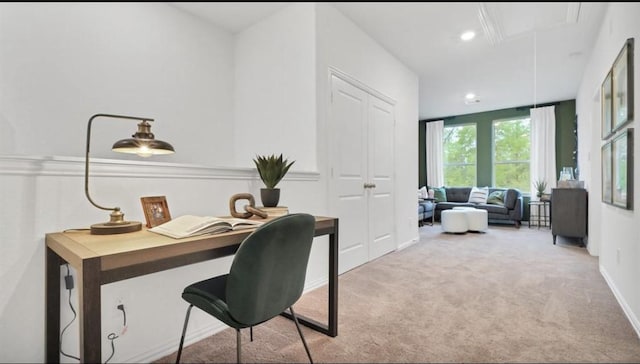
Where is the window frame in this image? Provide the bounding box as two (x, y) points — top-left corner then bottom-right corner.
(443, 122), (477, 187)
(491, 116), (531, 190)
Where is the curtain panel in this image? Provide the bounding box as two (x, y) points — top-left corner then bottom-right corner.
(425, 120), (444, 187)
(530, 106), (556, 198)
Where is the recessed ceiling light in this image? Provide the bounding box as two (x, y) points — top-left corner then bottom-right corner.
(460, 31), (476, 41)
(465, 93), (476, 100)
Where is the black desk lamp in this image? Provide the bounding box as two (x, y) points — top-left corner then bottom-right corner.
(85, 113), (175, 234)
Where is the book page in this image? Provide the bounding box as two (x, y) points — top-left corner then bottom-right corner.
(149, 215), (223, 238)
(149, 215), (264, 238)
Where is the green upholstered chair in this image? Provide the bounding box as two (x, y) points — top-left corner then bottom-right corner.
(175, 213), (316, 363)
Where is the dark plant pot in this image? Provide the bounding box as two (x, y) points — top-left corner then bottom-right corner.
(260, 188), (280, 207)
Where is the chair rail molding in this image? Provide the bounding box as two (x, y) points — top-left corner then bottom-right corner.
(0, 155), (320, 181)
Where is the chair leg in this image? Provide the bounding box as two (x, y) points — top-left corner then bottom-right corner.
(289, 306), (313, 364)
(236, 328), (242, 363)
(176, 305), (194, 364)
(250, 326), (253, 342)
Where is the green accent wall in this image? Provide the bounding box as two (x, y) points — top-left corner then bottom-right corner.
(418, 99), (577, 190)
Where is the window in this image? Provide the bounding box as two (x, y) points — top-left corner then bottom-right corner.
(493, 118), (530, 191)
(443, 124), (476, 186)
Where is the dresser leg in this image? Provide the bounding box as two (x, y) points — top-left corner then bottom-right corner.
(553, 235), (557, 245)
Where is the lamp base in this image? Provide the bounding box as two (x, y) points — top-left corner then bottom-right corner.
(90, 221), (142, 235)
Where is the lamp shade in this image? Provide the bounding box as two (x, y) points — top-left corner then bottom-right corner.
(112, 138), (175, 156)
(111, 120), (175, 157)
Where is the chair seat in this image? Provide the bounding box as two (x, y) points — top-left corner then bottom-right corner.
(182, 275), (251, 329)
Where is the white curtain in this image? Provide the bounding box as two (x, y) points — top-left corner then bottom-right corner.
(425, 120), (444, 187)
(530, 106), (556, 199)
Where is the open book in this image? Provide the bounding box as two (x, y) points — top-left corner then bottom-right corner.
(149, 215), (264, 239)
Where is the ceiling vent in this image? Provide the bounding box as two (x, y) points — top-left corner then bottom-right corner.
(478, 2), (582, 45)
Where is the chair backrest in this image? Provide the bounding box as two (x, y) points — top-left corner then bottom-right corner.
(226, 213), (316, 326)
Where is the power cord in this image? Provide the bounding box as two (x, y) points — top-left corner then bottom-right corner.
(59, 264), (128, 364)
(105, 304), (127, 364)
(60, 264), (80, 361)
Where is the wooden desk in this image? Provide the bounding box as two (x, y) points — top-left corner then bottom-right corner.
(45, 216), (339, 363)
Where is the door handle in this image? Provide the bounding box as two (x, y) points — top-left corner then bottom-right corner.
(363, 183), (377, 189)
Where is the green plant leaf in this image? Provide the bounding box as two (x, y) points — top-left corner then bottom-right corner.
(253, 154), (295, 188)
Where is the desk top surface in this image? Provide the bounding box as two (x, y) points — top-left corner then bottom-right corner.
(46, 215), (337, 271)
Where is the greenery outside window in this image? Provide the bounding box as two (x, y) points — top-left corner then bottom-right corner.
(493, 118), (531, 191)
(443, 124), (476, 186)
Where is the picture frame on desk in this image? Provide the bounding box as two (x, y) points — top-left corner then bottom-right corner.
(141, 196), (172, 227)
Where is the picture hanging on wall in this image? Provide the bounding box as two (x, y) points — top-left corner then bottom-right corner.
(612, 38), (634, 133)
(611, 128), (634, 210)
(601, 140), (612, 204)
(601, 70), (613, 139)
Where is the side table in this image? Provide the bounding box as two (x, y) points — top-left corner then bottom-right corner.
(528, 200), (551, 228)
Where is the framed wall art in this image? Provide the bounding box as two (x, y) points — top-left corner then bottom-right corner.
(601, 70), (613, 139)
(611, 128), (634, 210)
(141, 196), (172, 228)
(612, 38), (634, 133)
(601, 141), (613, 204)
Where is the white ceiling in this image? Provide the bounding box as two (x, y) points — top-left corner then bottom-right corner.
(171, 2), (607, 120)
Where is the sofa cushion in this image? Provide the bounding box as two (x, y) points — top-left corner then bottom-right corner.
(476, 204), (509, 215)
(468, 186), (489, 204)
(433, 187), (447, 202)
(445, 187), (471, 203)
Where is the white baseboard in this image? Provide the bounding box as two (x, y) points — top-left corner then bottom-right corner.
(600, 265), (640, 339)
(398, 237), (419, 251)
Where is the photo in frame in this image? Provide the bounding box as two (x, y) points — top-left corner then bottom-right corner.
(611, 128), (634, 210)
(601, 70), (613, 139)
(601, 141), (612, 204)
(612, 38), (634, 133)
(141, 196), (172, 228)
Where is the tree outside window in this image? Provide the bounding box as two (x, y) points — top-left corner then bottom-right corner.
(493, 118), (530, 191)
(443, 124), (476, 186)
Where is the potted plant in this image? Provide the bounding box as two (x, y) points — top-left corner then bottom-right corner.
(253, 154), (295, 207)
(534, 179), (548, 199)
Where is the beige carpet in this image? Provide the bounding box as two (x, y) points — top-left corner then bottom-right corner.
(156, 224), (640, 363)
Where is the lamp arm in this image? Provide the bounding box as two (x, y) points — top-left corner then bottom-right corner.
(84, 113), (154, 212)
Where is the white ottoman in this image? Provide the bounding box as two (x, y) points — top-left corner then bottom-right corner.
(441, 210), (468, 233)
(465, 209), (488, 232)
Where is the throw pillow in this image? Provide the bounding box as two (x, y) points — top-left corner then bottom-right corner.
(433, 187), (447, 202)
(419, 186), (428, 199)
(486, 190), (505, 206)
(468, 186), (489, 204)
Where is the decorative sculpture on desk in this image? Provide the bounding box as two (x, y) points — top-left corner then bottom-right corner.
(229, 193), (268, 219)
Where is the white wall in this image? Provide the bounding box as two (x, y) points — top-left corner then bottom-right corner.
(0, 2), (236, 165)
(576, 2), (640, 336)
(233, 3), (317, 171)
(315, 4), (420, 248)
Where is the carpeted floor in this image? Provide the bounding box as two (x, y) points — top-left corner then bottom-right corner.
(156, 224), (640, 363)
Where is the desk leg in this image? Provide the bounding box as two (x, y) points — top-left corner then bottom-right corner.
(328, 221), (338, 336)
(282, 222), (339, 337)
(79, 258), (102, 363)
(46, 247), (62, 363)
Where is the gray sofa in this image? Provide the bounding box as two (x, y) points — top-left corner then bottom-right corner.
(434, 187), (523, 227)
(418, 199), (435, 226)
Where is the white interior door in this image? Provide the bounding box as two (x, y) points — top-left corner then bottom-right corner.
(331, 75), (369, 274)
(368, 95), (395, 261)
(330, 74), (395, 274)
